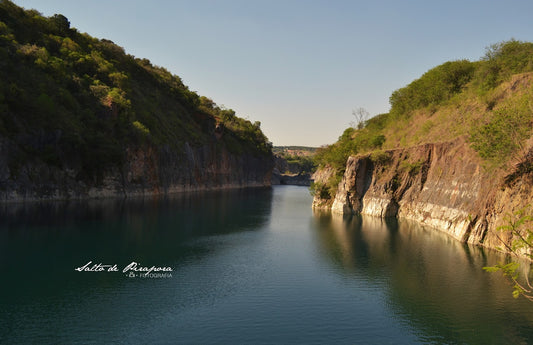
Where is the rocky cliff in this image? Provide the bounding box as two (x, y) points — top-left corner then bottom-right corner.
(0, 135), (273, 201)
(0, 2), (275, 201)
(312, 138), (533, 254)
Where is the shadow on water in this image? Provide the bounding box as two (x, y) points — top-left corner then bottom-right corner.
(0, 187), (273, 300)
(311, 211), (533, 344)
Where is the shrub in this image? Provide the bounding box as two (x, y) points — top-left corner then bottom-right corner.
(399, 159), (424, 176)
(309, 181), (331, 200)
(469, 96), (532, 166)
(389, 60), (475, 118)
(476, 39), (533, 91)
(484, 207), (533, 301)
(132, 120), (150, 135)
(370, 150), (391, 164)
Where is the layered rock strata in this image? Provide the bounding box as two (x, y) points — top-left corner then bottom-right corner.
(0, 137), (273, 201)
(313, 139), (533, 253)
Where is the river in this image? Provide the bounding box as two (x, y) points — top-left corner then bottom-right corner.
(0, 185), (532, 344)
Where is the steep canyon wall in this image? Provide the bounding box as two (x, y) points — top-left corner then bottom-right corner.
(313, 139), (533, 253)
(0, 137), (273, 201)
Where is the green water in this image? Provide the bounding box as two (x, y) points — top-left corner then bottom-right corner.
(0, 186), (532, 344)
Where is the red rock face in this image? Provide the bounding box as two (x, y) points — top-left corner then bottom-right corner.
(313, 138), (533, 256)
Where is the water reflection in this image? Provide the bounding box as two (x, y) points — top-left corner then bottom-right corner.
(0, 188), (273, 302)
(0, 188), (272, 250)
(2, 186), (533, 344)
(312, 211), (533, 344)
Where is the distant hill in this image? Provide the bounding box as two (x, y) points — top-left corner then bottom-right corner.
(272, 146), (316, 181)
(273, 146), (317, 157)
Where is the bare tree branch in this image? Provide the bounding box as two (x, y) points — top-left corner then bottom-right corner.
(351, 107), (369, 129)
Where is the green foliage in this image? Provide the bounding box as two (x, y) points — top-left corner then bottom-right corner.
(313, 115), (391, 192)
(389, 60), (475, 118)
(389, 40), (533, 118)
(106, 87), (131, 110)
(285, 155), (316, 174)
(0, 0), (272, 181)
(313, 146), (349, 200)
(469, 96), (532, 167)
(484, 208), (533, 301)
(326, 174), (343, 197)
(314, 128), (356, 172)
(475, 39), (533, 91)
(314, 114), (389, 171)
(49, 14), (69, 35)
(217, 110), (272, 156)
(399, 159), (424, 176)
(132, 120), (150, 135)
(497, 208), (533, 260)
(36, 92), (55, 114)
(370, 150), (391, 164)
(317, 39), (533, 184)
(309, 181), (331, 200)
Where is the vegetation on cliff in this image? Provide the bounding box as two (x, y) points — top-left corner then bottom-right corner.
(312, 39), (533, 301)
(313, 39), (533, 201)
(0, 0), (272, 184)
(484, 207), (533, 301)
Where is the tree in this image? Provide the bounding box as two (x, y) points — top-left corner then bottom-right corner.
(484, 207), (533, 301)
(351, 107), (369, 129)
(50, 14), (70, 35)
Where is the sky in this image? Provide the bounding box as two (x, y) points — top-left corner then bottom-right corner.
(12, 0), (533, 147)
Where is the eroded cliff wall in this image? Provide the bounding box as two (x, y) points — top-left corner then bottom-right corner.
(0, 136), (273, 201)
(313, 138), (533, 253)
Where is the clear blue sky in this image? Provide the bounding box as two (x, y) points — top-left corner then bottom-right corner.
(13, 0), (533, 147)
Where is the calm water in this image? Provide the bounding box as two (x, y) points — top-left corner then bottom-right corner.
(0, 185), (532, 344)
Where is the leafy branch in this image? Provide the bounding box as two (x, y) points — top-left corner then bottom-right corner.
(484, 207), (533, 301)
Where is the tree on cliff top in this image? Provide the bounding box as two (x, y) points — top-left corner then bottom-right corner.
(351, 107), (369, 130)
